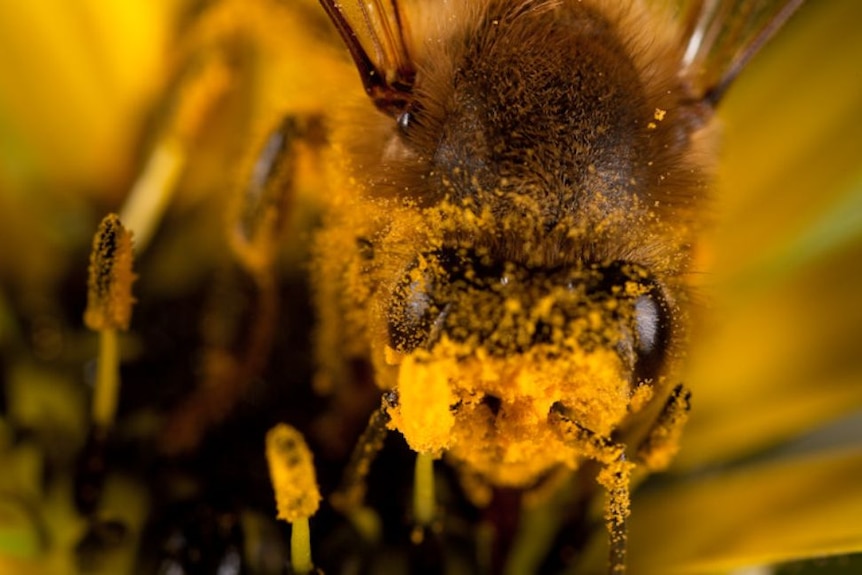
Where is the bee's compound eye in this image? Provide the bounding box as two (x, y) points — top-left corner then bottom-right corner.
(387, 269), (446, 353)
(632, 290), (671, 384)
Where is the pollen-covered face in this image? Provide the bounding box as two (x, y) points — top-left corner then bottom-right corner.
(383, 244), (672, 487)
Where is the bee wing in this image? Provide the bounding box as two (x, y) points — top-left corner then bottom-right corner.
(674, 0), (805, 105)
(318, 0), (416, 116)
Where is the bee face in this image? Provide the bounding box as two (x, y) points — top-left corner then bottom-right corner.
(317, 0), (715, 487)
(385, 256), (673, 486)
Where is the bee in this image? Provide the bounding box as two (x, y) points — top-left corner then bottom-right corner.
(302, 0), (805, 572)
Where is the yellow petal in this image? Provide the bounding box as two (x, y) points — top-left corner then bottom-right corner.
(0, 1), (184, 194)
(628, 448), (862, 574)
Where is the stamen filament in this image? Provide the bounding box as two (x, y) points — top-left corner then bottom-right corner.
(92, 328), (120, 427)
(291, 517), (313, 575)
(413, 451), (435, 526)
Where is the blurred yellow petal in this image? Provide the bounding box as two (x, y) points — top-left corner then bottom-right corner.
(0, 0), (186, 195)
(629, 448), (862, 574)
(683, 237), (862, 470)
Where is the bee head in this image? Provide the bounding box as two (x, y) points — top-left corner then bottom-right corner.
(380, 243), (679, 485)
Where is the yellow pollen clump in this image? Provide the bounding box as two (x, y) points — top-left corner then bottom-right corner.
(392, 334), (633, 488)
(391, 353), (455, 454)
